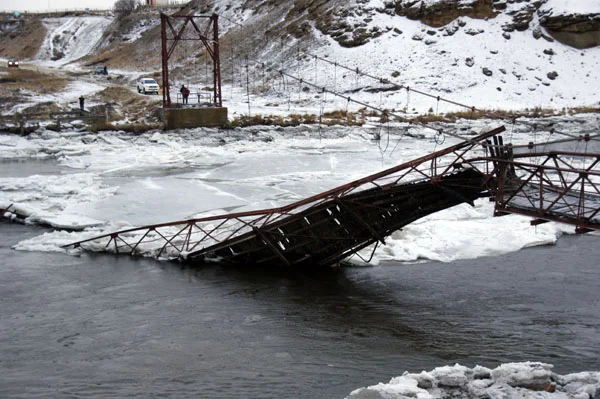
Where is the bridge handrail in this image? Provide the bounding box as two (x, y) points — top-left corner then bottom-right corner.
(510, 134), (600, 154)
(175, 91), (214, 105)
(486, 148), (600, 233)
(471, 154), (600, 177)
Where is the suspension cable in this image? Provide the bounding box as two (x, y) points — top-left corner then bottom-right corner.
(218, 14), (477, 111)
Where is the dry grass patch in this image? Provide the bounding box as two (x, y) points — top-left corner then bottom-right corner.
(226, 110), (366, 128)
(91, 86), (162, 123)
(0, 19), (47, 60)
(83, 34), (162, 71)
(322, 110), (365, 126)
(408, 106), (600, 124)
(566, 106), (600, 115)
(19, 101), (65, 117)
(409, 113), (453, 123)
(226, 114), (312, 128)
(0, 66), (70, 94)
(93, 86), (139, 103)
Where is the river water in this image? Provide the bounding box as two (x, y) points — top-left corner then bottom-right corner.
(1, 120), (599, 397)
(1, 222), (599, 398)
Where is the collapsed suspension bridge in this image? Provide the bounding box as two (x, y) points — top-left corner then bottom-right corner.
(62, 126), (600, 267)
(48, 12), (600, 265)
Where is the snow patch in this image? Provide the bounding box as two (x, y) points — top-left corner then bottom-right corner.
(541, 0), (600, 16)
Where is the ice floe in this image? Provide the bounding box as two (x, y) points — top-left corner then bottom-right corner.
(346, 362), (600, 399)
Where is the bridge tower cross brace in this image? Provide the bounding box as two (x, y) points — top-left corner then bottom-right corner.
(160, 12), (222, 108)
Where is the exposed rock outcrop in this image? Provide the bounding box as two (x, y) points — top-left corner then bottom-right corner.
(394, 0), (497, 27)
(539, 9), (600, 49)
(391, 0), (600, 48)
(314, 0), (385, 47)
(501, 4), (538, 32)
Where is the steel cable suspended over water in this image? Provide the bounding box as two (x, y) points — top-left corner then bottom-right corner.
(219, 12), (600, 152)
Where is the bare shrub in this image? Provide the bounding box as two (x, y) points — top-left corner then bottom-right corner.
(114, 0), (138, 19)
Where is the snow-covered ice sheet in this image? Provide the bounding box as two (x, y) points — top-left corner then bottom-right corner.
(0, 172), (115, 230)
(354, 199), (572, 265)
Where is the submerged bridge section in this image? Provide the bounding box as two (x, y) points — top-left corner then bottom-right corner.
(64, 126), (600, 267)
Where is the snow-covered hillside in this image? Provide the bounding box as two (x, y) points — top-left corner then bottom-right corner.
(2, 0), (599, 120)
(36, 16), (111, 66)
(541, 0), (600, 16)
(207, 0), (600, 112)
(70, 0), (600, 115)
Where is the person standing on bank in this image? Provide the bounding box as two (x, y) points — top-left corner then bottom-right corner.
(79, 95), (85, 111)
(180, 84), (190, 105)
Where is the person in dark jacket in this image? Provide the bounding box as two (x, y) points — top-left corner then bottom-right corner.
(180, 85), (190, 105)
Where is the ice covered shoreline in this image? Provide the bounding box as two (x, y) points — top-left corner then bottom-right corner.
(346, 362), (600, 399)
(3, 115), (596, 264)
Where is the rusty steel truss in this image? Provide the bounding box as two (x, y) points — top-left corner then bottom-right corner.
(64, 127), (505, 266)
(63, 126), (600, 267)
(490, 148), (600, 234)
(160, 12), (222, 108)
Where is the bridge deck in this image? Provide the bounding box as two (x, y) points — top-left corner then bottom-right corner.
(189, 168), (488, 267)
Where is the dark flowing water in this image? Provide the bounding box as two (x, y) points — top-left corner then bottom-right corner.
(1, 223), (599, 398)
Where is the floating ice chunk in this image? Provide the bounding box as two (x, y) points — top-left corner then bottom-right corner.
(1, 200), (103, 230)
(356, 199), (572, 265)
(14, 229), (104, 253)
(557, 371), (600, 398)
(346, 362), (600, 399)
(0, 173), (117, 230)
(149, 132), (163, 143)
(491, 361), (554, 389)
(430, 364), (472, 387)
(26, 214), (104, 230)
(347, 373), (433, 399)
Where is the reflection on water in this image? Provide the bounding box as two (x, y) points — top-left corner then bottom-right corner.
(1, 224), (599, 398)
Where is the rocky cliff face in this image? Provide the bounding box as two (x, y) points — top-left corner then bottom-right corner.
(390, 0), (599, 48)
(539, 7), (600, 49)
(394, 0), (497, 28)
(311, 0), (600, 49)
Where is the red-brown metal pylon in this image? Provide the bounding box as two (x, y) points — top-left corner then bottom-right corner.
(160, 12), (222, 108)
